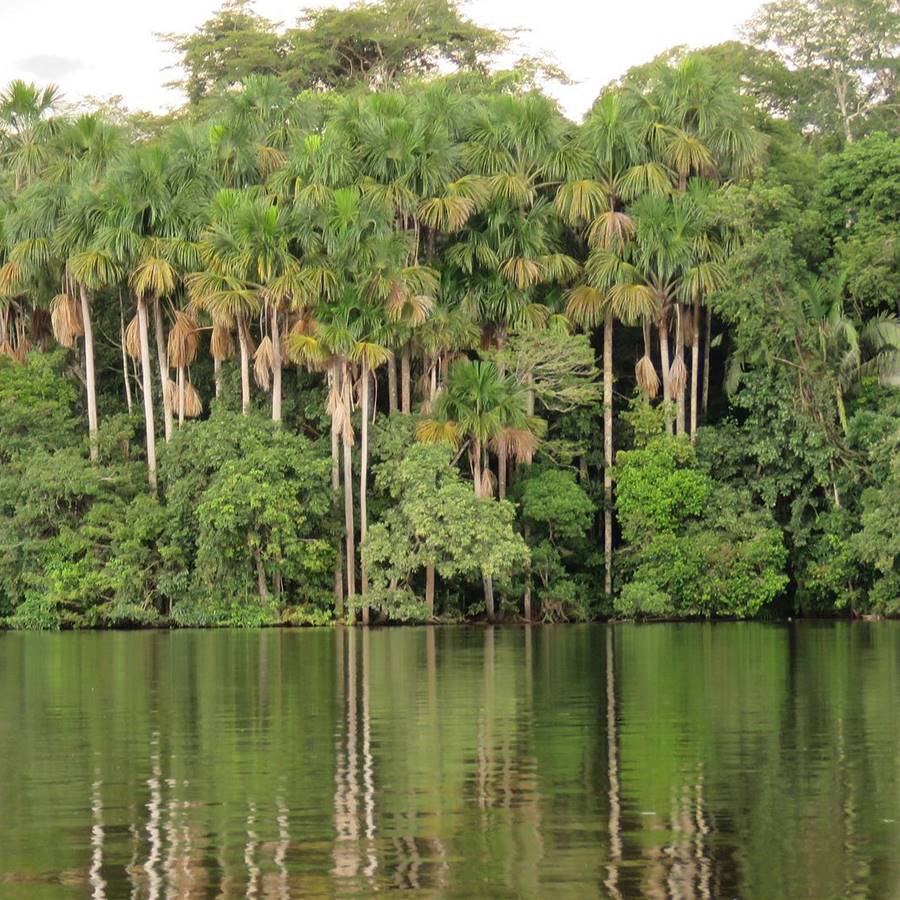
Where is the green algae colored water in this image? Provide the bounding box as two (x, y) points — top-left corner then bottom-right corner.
(0, 623), (898, 898)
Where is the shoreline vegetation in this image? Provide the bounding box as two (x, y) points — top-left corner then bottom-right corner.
(0, 0), (898, 630)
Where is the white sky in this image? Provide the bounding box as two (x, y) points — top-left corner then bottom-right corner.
(0, 0), (763, 121)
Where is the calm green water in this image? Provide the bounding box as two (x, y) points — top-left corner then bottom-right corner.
(0, 624), (898, 898)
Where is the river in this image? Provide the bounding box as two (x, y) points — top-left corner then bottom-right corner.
(0, 623), (898, 897)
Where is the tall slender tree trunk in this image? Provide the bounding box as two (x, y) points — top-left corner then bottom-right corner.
(214, 357), (222, 400)
(690, 297), (700, 443)
(401, 347), (411, 414)
(387, 353), (398, 414)
(473, 440), (495, 622)
(238, 316), (251, 415)
(177, 366), (185, 426)
(675, 305), (686, 436)
(254, 546), (269, 600)
(603, 311), (614, 598)
(330, 362), (344, 616)
(271, 307), (282, 423)
(523, 523), (532, 621)
(119, 295), (133, 415)
(79, 286), (99, 462)
(152, 296), (173, 442)
(359, 363), (370, 623)
(702, 306), (712, 421)
(342, 362), (357, 603)
(425, 563), (435, 618)
(136, 298), (157, 491)
(658, 311), (673, 435)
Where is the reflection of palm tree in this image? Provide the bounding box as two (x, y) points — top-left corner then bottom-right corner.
(604, 627), (623, 900)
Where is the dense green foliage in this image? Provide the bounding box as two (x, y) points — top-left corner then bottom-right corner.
(0, 0), (897, 627)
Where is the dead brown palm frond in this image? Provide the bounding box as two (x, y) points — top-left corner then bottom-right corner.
(164, 378), (178, 409)
(13, 336), (30, 363)
(210, 322), (234, 361)
(254, 336), (274, 390)
(495, 427), (542, 464)
(682, 307), (696, 348)
(30, 309), (52, 349)
(669, 355), (688, 395)
(183, 381), (203, 418)
(480, 467), (495, 498)
(635, 354), (660, 399)
(50, 293), (83, 347)
(167, 311), (200, 368)
(124, 315), (141, 360)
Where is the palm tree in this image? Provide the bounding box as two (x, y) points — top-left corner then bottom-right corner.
(557, 90), (662, 596)
(0, 80), (61, 194)
(418, 358), (542, 620)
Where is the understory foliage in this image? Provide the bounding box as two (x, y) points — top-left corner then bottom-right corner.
(0, 0), (898, 627)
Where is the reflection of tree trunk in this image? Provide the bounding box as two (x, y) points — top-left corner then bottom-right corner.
(690, 297), (700, 444)
(604, 311), (614, 597)
(388, 353), (398, 413)
(271, 307), (282, 423)
(153, 296), (173, 441)
(136, 298), (158, 491)
(90, 780), (106, 899)
(79, 286), (99, 462)
(604, 627), (622, 900)
(400, 348), (411, 414)
(332, 629), (361, 878)
(362, 629), (377, 880)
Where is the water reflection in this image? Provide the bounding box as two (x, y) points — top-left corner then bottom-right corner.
(0, 623), (898, 897)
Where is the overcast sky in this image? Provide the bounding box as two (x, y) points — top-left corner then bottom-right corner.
(0, 0), (763, 120)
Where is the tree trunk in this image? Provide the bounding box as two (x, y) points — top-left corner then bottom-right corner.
(214, 357), (222, 400)
(330, 363), (344, 617)
(702, 306), (712, 421)
(342, 362), (357, 603)
(675, 305), (686, 436)
(271, 307), (282, 423)
(483, 575), (495, 623)
(523, 523), (532, 621)
(359, 363), (370, 623)
(401, 347), (411, 414)
(473, 439), (495, 622)
(387, 353), (398, 414)
(119, 296), (133, 415)
(690, 297), (700, 444)
(238, 316), (251, 415)
(603, 311), (614, 598)
(152, 296), (173, 442)
(79, 286), (99, 462)
(425, 563), (435, 618)
(254, 546), (269, 600)
(498, 435), (507, 499)
(136, 298), (157, 491)
(658, 312), (673, 435)
(177, 366), (185, 426)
